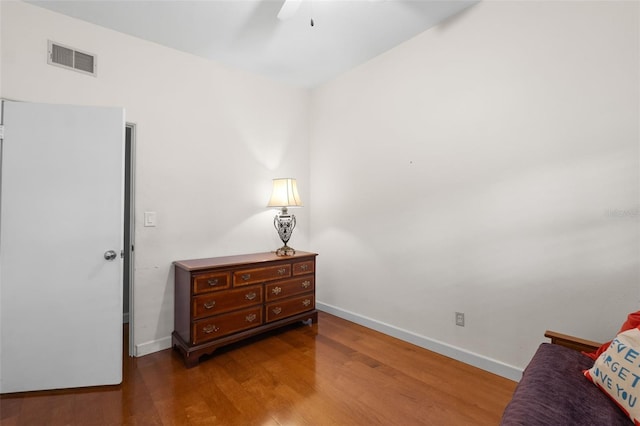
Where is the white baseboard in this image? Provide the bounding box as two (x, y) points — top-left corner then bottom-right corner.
(316, 302), (523, 382)
(135, 336), (172, 357)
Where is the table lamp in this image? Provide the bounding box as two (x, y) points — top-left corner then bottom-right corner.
(267, 178), (303, 256)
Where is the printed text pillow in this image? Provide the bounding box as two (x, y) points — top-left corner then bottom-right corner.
(584, 328), (640, 425)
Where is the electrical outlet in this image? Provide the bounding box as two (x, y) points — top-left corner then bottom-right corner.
(455, 312), (465, 327)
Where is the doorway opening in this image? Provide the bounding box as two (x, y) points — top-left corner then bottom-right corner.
(124, 123), (136, 357)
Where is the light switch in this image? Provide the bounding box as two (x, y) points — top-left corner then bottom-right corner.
(144, 211), (157, 227)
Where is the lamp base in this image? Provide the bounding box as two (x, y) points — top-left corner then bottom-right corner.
(274, 245), (296, 256)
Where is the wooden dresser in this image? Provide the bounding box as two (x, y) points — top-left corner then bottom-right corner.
(172, 251), (318, 367)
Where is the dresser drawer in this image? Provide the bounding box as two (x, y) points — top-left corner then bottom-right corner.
(265, 277), (314, 302)
(192, 271), (230, 294)
(192, 306), (263, 345)
(192, 285), (262, 320)
(233, 264), (291, 286)
(292, 260), (314, 276)
(265, 294), (314, 323)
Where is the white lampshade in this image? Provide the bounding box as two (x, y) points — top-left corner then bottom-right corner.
(267, 178), (303, 208)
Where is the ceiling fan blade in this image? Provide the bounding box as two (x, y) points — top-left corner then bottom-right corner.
(277, 0), (303, 20)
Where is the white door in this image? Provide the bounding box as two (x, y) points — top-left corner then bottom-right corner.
(0, 100), (124, 393)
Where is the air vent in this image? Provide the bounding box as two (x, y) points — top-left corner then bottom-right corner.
(48, 41), (97, 76)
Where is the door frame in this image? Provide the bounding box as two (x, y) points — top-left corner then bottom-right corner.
(124, 122), (136, 357)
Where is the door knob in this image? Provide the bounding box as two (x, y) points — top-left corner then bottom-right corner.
(104, 250), (117, 261)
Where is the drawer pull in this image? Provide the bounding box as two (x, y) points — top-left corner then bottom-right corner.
(246, 313), (257, 323)
(300, 264), (309, 271)
(241, 273), (251, 281)
(302, 299), (311, 307)
(203, 301), (216, 309)
(203, 324), (219, 334)
(301, 280), (311, 289)
(245, 292), (257, 301)
(272, 307), (282, 315)
(207, 278), (219, 286)
(271, 286), (282, 296)
(277, 268), (287, 276)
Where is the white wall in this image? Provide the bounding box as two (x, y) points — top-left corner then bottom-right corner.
(0, 1), (311, 355)
(2, 0), (638, 381)
(310, 0), (639, 378)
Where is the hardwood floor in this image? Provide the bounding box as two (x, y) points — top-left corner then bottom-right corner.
(0, 312), (517, 425)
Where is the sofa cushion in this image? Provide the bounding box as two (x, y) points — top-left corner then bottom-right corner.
(584, 328), (640, 425)
(501, 343), (631, 425)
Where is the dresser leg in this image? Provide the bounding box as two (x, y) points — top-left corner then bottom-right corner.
(301, 310), (319, 326)
(184, 354), (200, 368)
(172, 332), (202, 368)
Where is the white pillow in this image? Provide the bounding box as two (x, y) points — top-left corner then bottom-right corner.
(584, 327), (640, 424)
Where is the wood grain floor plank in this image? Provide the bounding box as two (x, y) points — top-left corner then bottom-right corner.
(317, 313), (515, 421)
(0, 312), (517, 425)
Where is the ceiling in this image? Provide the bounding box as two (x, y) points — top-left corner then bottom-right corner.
(27, 0), (477, 88)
